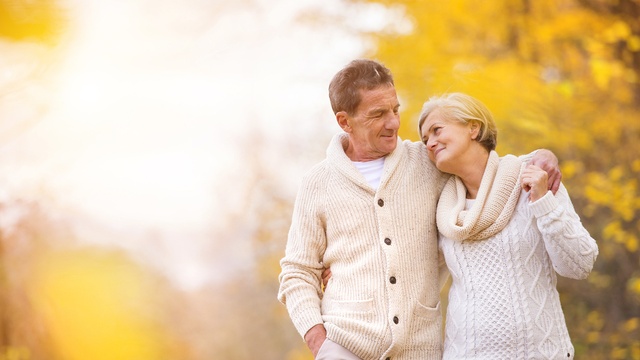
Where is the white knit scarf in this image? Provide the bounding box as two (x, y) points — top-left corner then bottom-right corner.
(436, 151), (524, 241)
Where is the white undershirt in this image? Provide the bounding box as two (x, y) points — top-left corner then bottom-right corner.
(465, 198), (475, 210)
(353, 157), (385, 190)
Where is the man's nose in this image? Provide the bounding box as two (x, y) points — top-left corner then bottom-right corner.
(384, 113), (400, 130)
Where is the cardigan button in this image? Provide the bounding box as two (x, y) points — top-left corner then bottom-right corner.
(393, 316), (399, 324)
(389, 276), (396, 284)
(378, 199), (384, 207)
(384, 238), (391, 245)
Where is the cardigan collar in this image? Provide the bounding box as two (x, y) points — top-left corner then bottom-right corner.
(326, 132), (406, 193)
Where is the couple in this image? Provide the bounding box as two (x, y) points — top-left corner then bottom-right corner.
(277, 59), (598, 360)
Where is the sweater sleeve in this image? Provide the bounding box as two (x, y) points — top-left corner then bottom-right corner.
(437, 241), (451, 291)
(529, 183), (599, 279)
(277, 173), (327, 339)
(517, 149), (537, 164)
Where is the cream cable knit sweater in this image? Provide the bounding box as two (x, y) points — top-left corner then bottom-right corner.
(278, 132), (448, 360)
(437, 153), (599, 360)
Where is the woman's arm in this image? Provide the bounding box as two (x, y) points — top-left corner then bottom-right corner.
(530, 184), (599, 279)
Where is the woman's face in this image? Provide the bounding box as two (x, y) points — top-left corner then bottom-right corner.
(420, 108), (477, 175)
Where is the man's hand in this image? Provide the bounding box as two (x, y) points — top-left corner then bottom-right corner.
(529, 149), (562, 194)
(304, 324), (327, 357)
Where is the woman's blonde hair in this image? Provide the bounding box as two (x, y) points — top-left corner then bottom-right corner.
(418, 92), (498, 152)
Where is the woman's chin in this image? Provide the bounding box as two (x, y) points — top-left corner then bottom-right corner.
(435, 161), (454, 175)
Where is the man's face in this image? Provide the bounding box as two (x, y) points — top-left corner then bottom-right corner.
(341, 85), (400, 161)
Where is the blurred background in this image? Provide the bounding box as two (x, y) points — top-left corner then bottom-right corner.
(0, 0), (638, 359)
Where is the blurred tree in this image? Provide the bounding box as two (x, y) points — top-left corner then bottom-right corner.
(0, 0), (65, 44)
(161, 132), (320, 360)
(242, 139), (313, 360)
(0, 200), (63, 359)
(346, 0), (640, 358)
(210, 133), (311, 359)
(0, 198), (191, 360)
(0, 3), (70, 354)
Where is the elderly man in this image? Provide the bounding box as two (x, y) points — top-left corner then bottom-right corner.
(278, 59), (560, 360)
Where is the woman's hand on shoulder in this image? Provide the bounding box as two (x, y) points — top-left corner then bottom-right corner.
(530, 149), (562, 193)
(521, 164), (549, 202)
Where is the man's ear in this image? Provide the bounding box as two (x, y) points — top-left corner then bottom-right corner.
(336, 111), (351, 132)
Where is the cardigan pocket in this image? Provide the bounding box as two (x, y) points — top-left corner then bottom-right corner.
(409, 300), (444, 351)
(324, 297), (374, 314)
(414, 300), (441, 320)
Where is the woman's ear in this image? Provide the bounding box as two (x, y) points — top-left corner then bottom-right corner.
(336, 111), (351, 132)
(469, 122), (480, 140)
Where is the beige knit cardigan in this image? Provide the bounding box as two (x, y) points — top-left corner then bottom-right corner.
(278, 132), (448, 360)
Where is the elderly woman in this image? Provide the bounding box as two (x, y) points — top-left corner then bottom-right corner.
(419, 93), (598, 360)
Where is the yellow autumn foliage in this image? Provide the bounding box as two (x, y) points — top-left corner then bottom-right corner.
(26, 249), (173, 360)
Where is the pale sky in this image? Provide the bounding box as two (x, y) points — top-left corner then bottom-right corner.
(0, 0), (396, 288)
